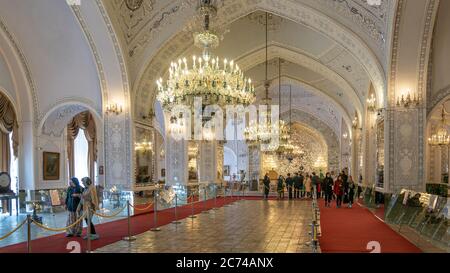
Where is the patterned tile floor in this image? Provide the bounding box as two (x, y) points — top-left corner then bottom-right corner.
(95, 200), (317, 253)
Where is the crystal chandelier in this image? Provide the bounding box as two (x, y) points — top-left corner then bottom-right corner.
(428, 105), (450, 146)
(135, 139), (153, 152)
(156, 1), (255, 109)
(244, 15), (289, 151)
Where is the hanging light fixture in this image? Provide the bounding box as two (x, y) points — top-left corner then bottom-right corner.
(243, 13), (288, 151)
(156, 1), (255, 110)
(428, 105), (450, 146)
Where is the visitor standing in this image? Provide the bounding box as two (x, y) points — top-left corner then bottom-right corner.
(263, 174), (271, 199)
(334, 175), (344, 208)
(286, 173), (293, 199)
(305, 174), (312, 198)
(78, 177), (100, 240)
(347, 176), (356, 208)
(65, 177), (82, 237)
(323, 173), (334, 207)
(277, 175), (285, 200)
(293, 173), (301, 199)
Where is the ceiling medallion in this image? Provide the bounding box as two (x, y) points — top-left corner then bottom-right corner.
(125, 0), (144, 12)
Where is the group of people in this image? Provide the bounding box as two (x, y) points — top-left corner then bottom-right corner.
(262, 168), (358, 209)
(64, 176), (100, 240)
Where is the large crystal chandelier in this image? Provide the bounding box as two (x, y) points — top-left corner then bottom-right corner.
(428, 105), (450, 146)
(156, 1), (255, 109)
(243, 14), (289, 151)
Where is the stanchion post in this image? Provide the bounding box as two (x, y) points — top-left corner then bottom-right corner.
(151, 190), (161, 232)
(213, 185), (219, 210)
(123, 200), (136, 241)
(189, 192), (197, 219)
(86, 208), (92, 253)
(172, 194), (181, 224)
(26, 214), (31, 253)
(202, 188), (209, 214)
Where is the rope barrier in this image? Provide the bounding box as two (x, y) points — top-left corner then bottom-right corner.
(0, 219), (27, 241)
(92, 206), (126, 219)
(129, 201), (154, 211)
(30, 211), (87, 232)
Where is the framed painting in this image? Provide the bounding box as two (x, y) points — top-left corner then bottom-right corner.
(43, 152), (60, 180)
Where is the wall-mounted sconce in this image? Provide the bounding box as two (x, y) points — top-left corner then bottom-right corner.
(106, 103), (123, 115)
(367, 93), (376, 112)
(396, 89), (421, 108)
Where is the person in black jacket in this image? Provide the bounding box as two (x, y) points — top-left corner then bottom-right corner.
(285, 173), (293, 200)
(263, 174), (271, 199)
(323, 172), (334, 207)
(299, 172), (305, 198)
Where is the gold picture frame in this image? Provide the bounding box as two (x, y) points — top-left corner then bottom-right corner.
(43, 152), (60, 180)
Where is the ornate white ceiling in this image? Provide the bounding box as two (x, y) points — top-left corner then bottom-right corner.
(102, 0), (388, 119)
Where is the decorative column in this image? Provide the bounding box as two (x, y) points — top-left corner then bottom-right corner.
(198, 140), (218, 183)
(385, 0), (438, 193)
(164, 111), (188, 186)
(247, 145), (260, 191)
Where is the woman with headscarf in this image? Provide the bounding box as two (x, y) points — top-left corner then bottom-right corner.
(65, 177), (83, 237)
(77, 177), (100, 240)
(334, 175), (344, 208)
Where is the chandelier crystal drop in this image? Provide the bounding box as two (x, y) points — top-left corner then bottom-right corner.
(156, 1), (255, 109)
(428, 106), (450, 146)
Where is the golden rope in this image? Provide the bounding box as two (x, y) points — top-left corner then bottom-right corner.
(176, 193), (195, 203)
(91, 206), (126, 218)
(0, 219), (27, 241)
(129, 201), (154, 211)
(31, 211), (87, 232)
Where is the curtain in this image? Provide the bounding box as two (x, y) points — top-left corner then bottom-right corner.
(0, 95), (18, 173)
(67, 111), (97, 181)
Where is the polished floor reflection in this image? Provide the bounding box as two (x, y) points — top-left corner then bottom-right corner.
(95, 200), (317, 253)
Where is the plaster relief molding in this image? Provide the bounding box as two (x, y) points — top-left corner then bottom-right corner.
(237, 44), (365, 113)
(41, 104), (88, 137)
(71, 1), (133, 187)
(427, 84), (450, 116)
(281, 109), (340, 171)
(133, 0), (386, 117)
(0, 17), (39, 126)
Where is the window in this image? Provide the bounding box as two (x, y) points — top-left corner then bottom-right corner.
(74, 129), (89, 180)
(9, 132), (18, 193)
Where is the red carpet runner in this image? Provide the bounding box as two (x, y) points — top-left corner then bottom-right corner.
(0, 196), (241, 253)
(318, 199), (421, 253)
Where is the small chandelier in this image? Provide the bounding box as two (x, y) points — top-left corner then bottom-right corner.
(428, 106), (450, 146)
(156, 1), (255, 109)
(367, 93), (376, 112)
(135, 139), (153, 152)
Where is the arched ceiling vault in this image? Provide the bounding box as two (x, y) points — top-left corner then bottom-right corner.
(125, 1), (387, 120)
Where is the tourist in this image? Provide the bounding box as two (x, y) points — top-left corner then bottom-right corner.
(305, 173), (312, 198)
(347, 176), (356, 208)
(277, 175), (285, 200)
(65, 177), (82, 237)
(293, 172), (301, 199)
(77, 177), (100, 240)
(299, 172), (305, 198)
(263, 173), (271, 199)
(286, 173), (293, 199)
(311, 172), (319, 198)
(334, 175), (344, 208)
(323, 173), (334, 207)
